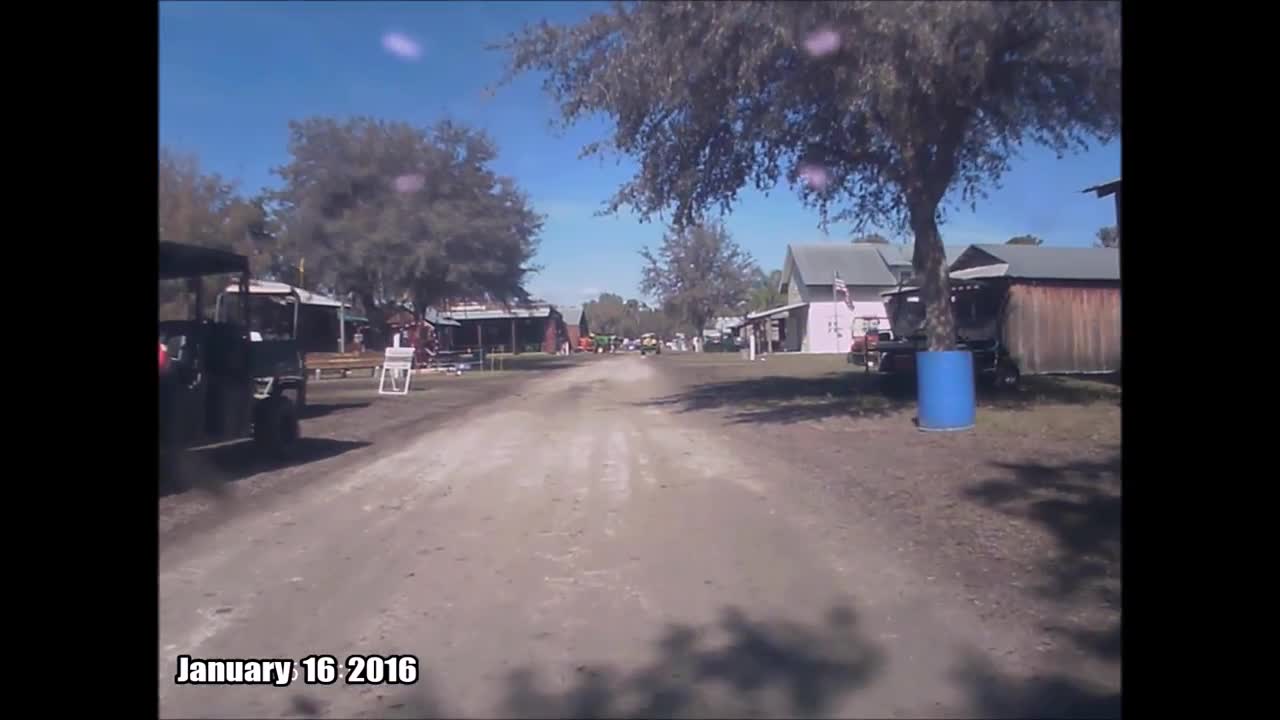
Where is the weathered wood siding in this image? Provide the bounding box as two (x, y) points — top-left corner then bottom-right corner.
(1003, 283), (1120, 374)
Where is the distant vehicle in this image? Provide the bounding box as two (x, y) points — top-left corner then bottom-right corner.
(159, 242), (306, 481)
(640, 333), (661, 356)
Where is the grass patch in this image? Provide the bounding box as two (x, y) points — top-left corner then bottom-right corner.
(656, 352), (1120, 437)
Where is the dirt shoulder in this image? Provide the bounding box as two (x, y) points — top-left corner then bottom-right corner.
(159, 356), (590, 543)
(645, 353), (1121, 713)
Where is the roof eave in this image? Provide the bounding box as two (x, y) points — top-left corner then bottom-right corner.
(1082, 178), (1121, 198)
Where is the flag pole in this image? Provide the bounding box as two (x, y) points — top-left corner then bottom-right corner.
(832, 271), (839, 353)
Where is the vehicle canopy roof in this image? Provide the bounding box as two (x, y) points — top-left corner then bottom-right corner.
(159, 241), (249, 280)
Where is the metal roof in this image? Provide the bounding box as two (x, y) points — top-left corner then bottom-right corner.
(560, 306), (584, 325)
(876, 244), (972, 268)
(950, 264), (1012, 280)
(422, 308), (461, 327)
(159, 242), (248, 280)
(746, 302), (808, 321)
(446, 306), (554, 321)
(882, 280), (989, 297)
(1082, 178), (1121, 198)
(222, 280), (350, 308)
(783, 244), (898, 288)
(955, 245), (1120, 281)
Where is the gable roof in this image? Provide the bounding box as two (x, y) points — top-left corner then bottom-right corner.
(782, 243), (898, 288)
(560, 306), (584, 326)
(875, 244), (972, 268)
(953, 244), (1120, 281)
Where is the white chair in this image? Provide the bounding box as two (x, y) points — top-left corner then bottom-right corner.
(379, 347), (416, 396)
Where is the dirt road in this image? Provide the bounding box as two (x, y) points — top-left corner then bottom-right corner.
(159, 355), (1119, 719)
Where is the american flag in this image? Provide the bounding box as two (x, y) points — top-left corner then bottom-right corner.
(833, 273), (853, 309)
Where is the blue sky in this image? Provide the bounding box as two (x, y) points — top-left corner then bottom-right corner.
(160, 1), (1120, 308)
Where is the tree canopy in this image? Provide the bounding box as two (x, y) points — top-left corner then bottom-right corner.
(749, 268), (786, 312)
(638, 222), (756, 334)
(1095, 226), (1119, 248)
(851, 233), (890, 245)
(159, 149), (277, 273)
(583, 292), (680, 337)
(1006, 234), (1044, 246)
(497, 0), (1121, 350)
(158, 149), (279, 318)
(269, 117), (543, 323)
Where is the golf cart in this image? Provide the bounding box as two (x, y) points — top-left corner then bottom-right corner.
(159, 242), (306, 477)
(640, 333), (661, 356)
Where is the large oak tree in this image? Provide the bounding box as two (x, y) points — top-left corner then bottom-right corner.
(270, 117), (543, 327)
(497, 1), (1120, 350)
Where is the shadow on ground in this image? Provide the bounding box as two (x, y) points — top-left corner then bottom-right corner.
(950, 650), (1122, 719)
(294, 606), (886, 719)
(158, 438), (370, 498)
(294, 603), (1121, 719)
(645, 370), (1120, 425)
(965, 450), (1122, 674)
(485, 360), (581, 373)
(298, 402), (370, 420)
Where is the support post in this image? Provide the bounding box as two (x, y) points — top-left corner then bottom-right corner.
(337, 285), (345, 354)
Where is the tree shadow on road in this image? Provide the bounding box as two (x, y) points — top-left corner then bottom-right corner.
(963, 449), (1122, 680)
(297, 605), (887, 719)
(643, 372), (915, 425)
(298, 402), (370, 420)
(949, 649), (1122, 719)
(158, 438), (371, 498)
(644, 370), (1119, 426)
(284, 590), (1121, 720)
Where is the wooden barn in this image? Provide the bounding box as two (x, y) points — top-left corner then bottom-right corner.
(880, 244), (1120, 380)
(446, 301), (564, 355)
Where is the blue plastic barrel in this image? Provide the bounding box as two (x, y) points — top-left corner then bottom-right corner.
(916, 350), (976, 431)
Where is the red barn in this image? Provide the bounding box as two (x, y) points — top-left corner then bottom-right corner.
(560, 306), (588, 353)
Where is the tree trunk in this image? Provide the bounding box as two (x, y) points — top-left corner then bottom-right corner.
(908, 206), (956, 352)
(359, 290), (387, 350)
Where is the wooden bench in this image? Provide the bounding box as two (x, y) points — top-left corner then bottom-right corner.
(423, 350), (482, 373)
(305, 352), (384, 380)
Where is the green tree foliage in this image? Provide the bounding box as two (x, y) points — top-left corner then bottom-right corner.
(584, 292), (632, 335)
(158, 148), (277, 318)
(270, 117), (543, 326)
(497, 1), (1121, 350)
(638, 222), (757, 336)
(583, 292), (681, 338)
(1095, 225), (1119, 248)
(1006, 234), (1044, 246)
(749, 268), (785, 312)
(851, 233), (890, 245)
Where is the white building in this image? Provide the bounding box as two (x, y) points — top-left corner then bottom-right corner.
(765, 243), (969, 354)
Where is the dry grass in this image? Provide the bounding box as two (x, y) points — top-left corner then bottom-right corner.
(653, 351), (1120, 440)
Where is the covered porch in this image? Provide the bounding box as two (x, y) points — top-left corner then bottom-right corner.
(448, 304), (562, 355)
(741, 302), (806, 354)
